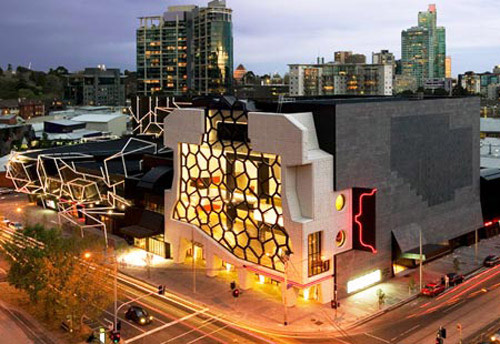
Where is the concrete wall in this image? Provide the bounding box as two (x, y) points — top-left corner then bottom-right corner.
(333, 98), (482, 297)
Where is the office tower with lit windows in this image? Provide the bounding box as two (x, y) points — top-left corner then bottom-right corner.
(401, 4), (446, 86)
(137, 1), (233, 96)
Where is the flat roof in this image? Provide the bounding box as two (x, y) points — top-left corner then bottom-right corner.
(72, 113), (127, 123)
(45, 119), (82, 127)
(481, 117), (500, 133)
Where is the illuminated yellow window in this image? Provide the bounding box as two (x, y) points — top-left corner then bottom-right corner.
(335, 194), (345, 211)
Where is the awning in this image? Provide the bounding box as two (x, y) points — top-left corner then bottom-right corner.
(392, 223), (426, 253)
(120, 209), (164, 238)
(120, 225), (162, 239)
(401, 244), (449, 262)
(137, 166), (173, 190)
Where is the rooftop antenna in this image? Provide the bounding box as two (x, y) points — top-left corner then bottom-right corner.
(28, 62), (32, 70)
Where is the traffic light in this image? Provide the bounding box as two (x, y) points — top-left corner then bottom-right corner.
(330, 300), (340, 309)
(230, 281), (236, 290)
(158, 285), (165, 295)
(232, 288), (240, 298)
(116, 320), (122, 331)
(439, 326), (447, 339)
(110, 331), (121, 343)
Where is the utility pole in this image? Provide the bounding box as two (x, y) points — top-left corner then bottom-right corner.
(112, 250), (118, 333)
(192, 227), (196, 294)
(475, 228), (479, 264)
(419, 228), (423, 291)
(333, 255), (338, 319)
(283, 257), (289, 326)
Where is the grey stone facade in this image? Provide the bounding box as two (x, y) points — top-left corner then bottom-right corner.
(334, 98), (482, 296)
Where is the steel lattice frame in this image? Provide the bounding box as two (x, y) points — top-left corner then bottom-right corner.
(129, 96), (192, 138)
(173, 105), (291, 271)
(6, 138), (157, 246)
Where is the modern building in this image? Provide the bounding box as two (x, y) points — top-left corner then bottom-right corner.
(162, 95), (482, 304)
(71, 113), (129, 137)
(372, 50), (396, 72)
(137, 0), (233, 96)
(334, 51), (366, 64)
(7, 138), (173, 258)
(445, 56), (452, 78)
(401, 4), (446, 87)
(64, 66), (126, 106)
(458, 70), (500, 96)
(289, 62), (393, 97)
(480, 117), (500, 139)
(394, 74), (418, 94)
(423, 78), (453, 93)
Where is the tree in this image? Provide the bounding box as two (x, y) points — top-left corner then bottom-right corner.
(1, 224), (113, 331)
(376, 288), (386, 309)
(7, 63), (13, 72)
(408, 277), (416, 295)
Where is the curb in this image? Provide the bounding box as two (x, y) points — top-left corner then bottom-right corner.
(346, 294), (419, 330)
(118, 263), (488, 337)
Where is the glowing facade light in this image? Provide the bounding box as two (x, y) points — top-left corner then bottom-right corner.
(226, 263), (232, 272)
(303, 288), (310, 300)
(83, 252), (92, 259)
(347, 270), (382, 294)
(258, 274), (265, 284)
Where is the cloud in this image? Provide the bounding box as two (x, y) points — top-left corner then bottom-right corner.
(0, 0), (498, 76)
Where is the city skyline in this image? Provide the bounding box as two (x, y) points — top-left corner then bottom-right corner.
(0, 0), (499, 76)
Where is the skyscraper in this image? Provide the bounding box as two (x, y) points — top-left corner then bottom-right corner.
(136, 0), (233, 96)
(401, 4), (446, 86)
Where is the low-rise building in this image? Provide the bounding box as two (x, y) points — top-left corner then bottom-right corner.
(289, 62), (393, 97)
(72, 113), (129, 137)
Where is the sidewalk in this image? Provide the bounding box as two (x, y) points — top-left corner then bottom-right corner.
(3, 195), (498, 334)
(117, 233), (500, 334)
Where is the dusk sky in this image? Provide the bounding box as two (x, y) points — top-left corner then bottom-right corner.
(1, 0), (498, 76)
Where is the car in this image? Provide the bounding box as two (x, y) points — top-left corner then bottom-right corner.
(125, 306), (153, 325)
(0, 188), (14, 195)
(491, 332), (500, 342)
(483, 255), (500, 267)
(444, 273), (464, 286)
(421, 282), (445, 296)
(1, 218), (9, 225)
(7, 222), (23, 231)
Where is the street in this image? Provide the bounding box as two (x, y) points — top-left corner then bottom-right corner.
(3, 192), (500, 343)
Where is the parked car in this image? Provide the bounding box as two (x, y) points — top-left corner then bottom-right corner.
(1, 218), (10, 225)
(483, 255), (500, 267)
(125, 306), (153, 325)
(491, 331), (500, 342)
(7, 222), (23, 231)
(444, 273), (464, 286)
(421, 282), (445, 296)
(0, 188), (14, 195)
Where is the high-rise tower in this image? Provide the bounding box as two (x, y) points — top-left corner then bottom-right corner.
(136, 1), (233, 96)
(401, 4), (446, 86)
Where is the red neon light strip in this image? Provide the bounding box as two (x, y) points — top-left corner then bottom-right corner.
(354, 188), (378, 254)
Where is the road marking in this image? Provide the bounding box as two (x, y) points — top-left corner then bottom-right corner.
(443, 300), (464, 313)
(100, 309), (146, 333)
(126, 309), (209, 343)
(186, 324), (229, 344)
(363, 332), (391, 343)
(161, 318), (218, 343)
(391, 324), (421, 341)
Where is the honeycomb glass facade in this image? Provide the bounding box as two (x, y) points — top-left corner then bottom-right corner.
(173, 107), (290, 271)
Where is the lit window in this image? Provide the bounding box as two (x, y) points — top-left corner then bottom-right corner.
(335, 194), (345, 211)
(335, 230), (346, 247)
